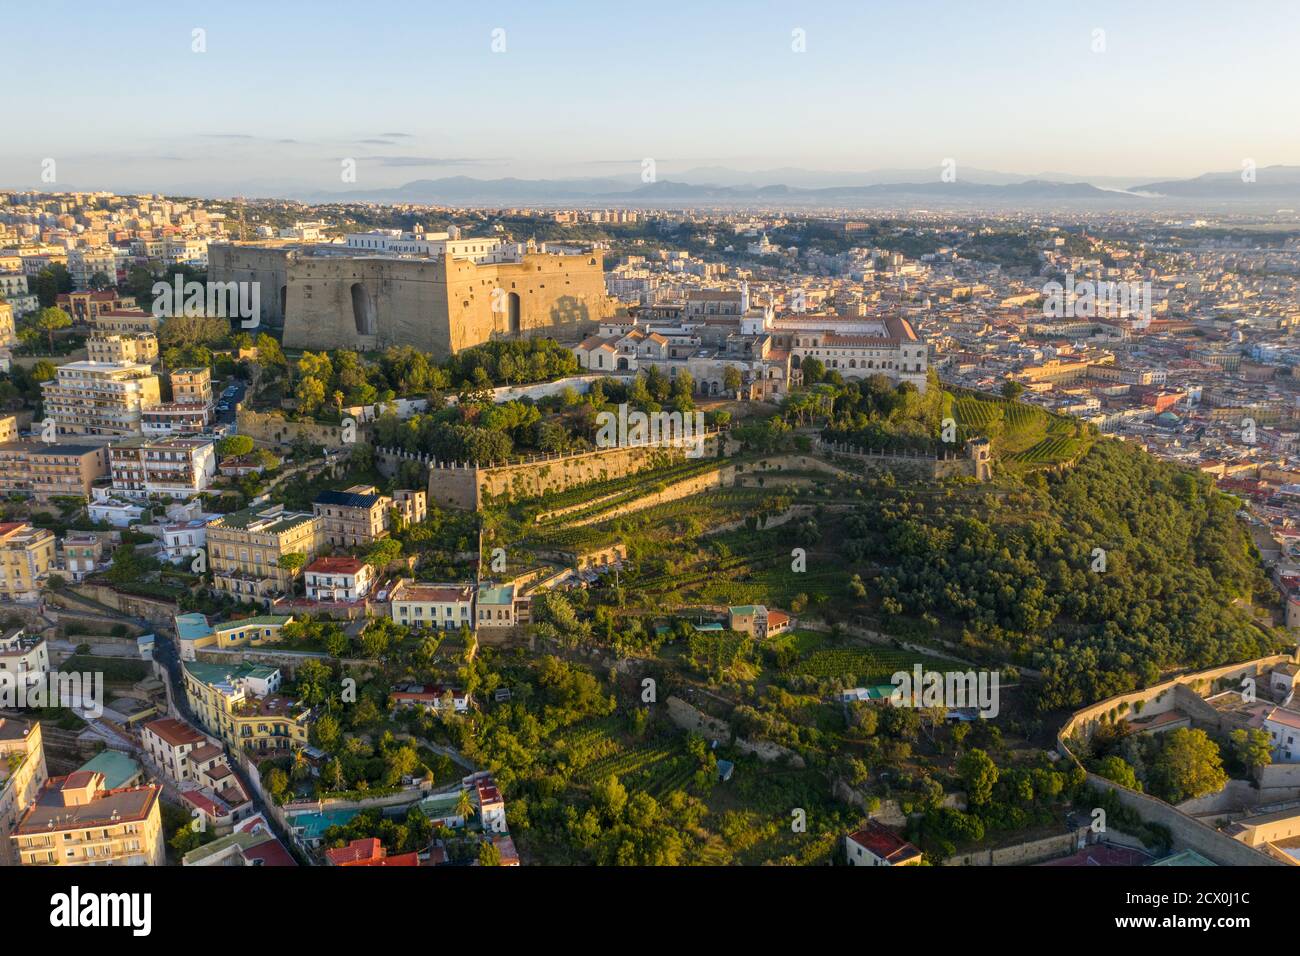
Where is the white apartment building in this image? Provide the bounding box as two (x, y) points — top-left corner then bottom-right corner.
(164, 237), (208, 268)
(0, 627), (49, 691)
(141, 717), (209, 785)
(41, 361), (161, 438)
(303, 556), (374, 602)
(67, 248), (117, 290)
(1264, 707), (1300, 762)
(109, 436), (217, 499)
(162, 518), (211, 564)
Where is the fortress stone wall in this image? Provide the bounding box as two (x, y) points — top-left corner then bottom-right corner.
(208, 243), (292, 329)
(428, 435), (724, 511)
(209, 243), (612, 356)
(1056, 653), (1296, 866)
(236, 407), (350, 448)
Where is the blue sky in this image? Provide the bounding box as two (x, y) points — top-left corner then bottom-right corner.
(4, 0), (1299, 194)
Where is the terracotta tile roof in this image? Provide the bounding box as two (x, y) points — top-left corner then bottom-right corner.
(305, 555), (367, 575)
(846, 821), (922, 864)
(145, 717), (206, 748)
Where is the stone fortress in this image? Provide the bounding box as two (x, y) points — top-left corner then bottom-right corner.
(208, 228), (614, 356)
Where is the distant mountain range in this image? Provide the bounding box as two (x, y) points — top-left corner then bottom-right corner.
(294, 165), (1300, 207)
(1130, 165), (1300, 198)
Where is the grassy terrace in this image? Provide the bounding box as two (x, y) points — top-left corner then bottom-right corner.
(515, 487), (780, 555)
(520, 455), (730, 514)
(943, 388), (1095, 470)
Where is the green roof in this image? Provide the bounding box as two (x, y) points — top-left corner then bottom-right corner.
(215, 505), (315, 536)
(77, 750), (141, 791)
(729, 605), (762, 615)
(183, 659), (279, 688)
(1150, 849), (1216, 866)
(182, 830), (264, 865)
(215, 615), (292, 632)
(418, 790), (467, 817)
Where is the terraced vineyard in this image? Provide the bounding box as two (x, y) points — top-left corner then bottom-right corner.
(1010, 434), (1088, 466)
(948, 388), (1094, 466)
(573, 743), (683, 789)
(522, 487), (777, 553)
(697, 567), (843, 608)
(551, 716), (625, 774)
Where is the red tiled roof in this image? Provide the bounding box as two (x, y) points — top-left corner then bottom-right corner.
(351, 851), (420, 867)
(846, 821), (922, 864)
(326, 837), (384, 866)
(181, 789), (224, 818)
(242, 837), (297, 867)
(62, 770), (98, 790)
(305, 555), (367, 575)
(145, 717), (206, 748)
(1038, 844), (1151, 867)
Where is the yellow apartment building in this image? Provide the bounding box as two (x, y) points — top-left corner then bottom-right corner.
(0, 718), (48, 867)
(182, 660), (312, 753)
(206, 503), (323, 603)
(0, 521), (56, 601)
(86, 331), (159, 366)
(170, 366), (213, 406)
(12, 771), (164, 866)
(0, 442), (108, 501)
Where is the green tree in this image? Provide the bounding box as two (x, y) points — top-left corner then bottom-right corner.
(295, 376), (326, 415)
(313, 713), (341, 752)
(32, 307), (72, 352)
(365, 537), (402, 572)
(1149, 728), (1227, 803)
(477, 840), (502, 866)
(1093, 754), (1141, 791)
(32, 265), (72, 307)
(216, 434), (254, 459)
(1230, 728), (1272, 775)
(126, 266), (156, 301)
(159, 314), (229, 351)
(266, 767), (289, 803)
(956, 748), (999, 806)
(278, 552), (307, 595)
(254, 333), (286, 368)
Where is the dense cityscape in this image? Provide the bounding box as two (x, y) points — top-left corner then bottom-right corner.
(6, 0), (1300, 939)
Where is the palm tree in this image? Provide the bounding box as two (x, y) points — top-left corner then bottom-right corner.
(454, 787), (476, 826)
